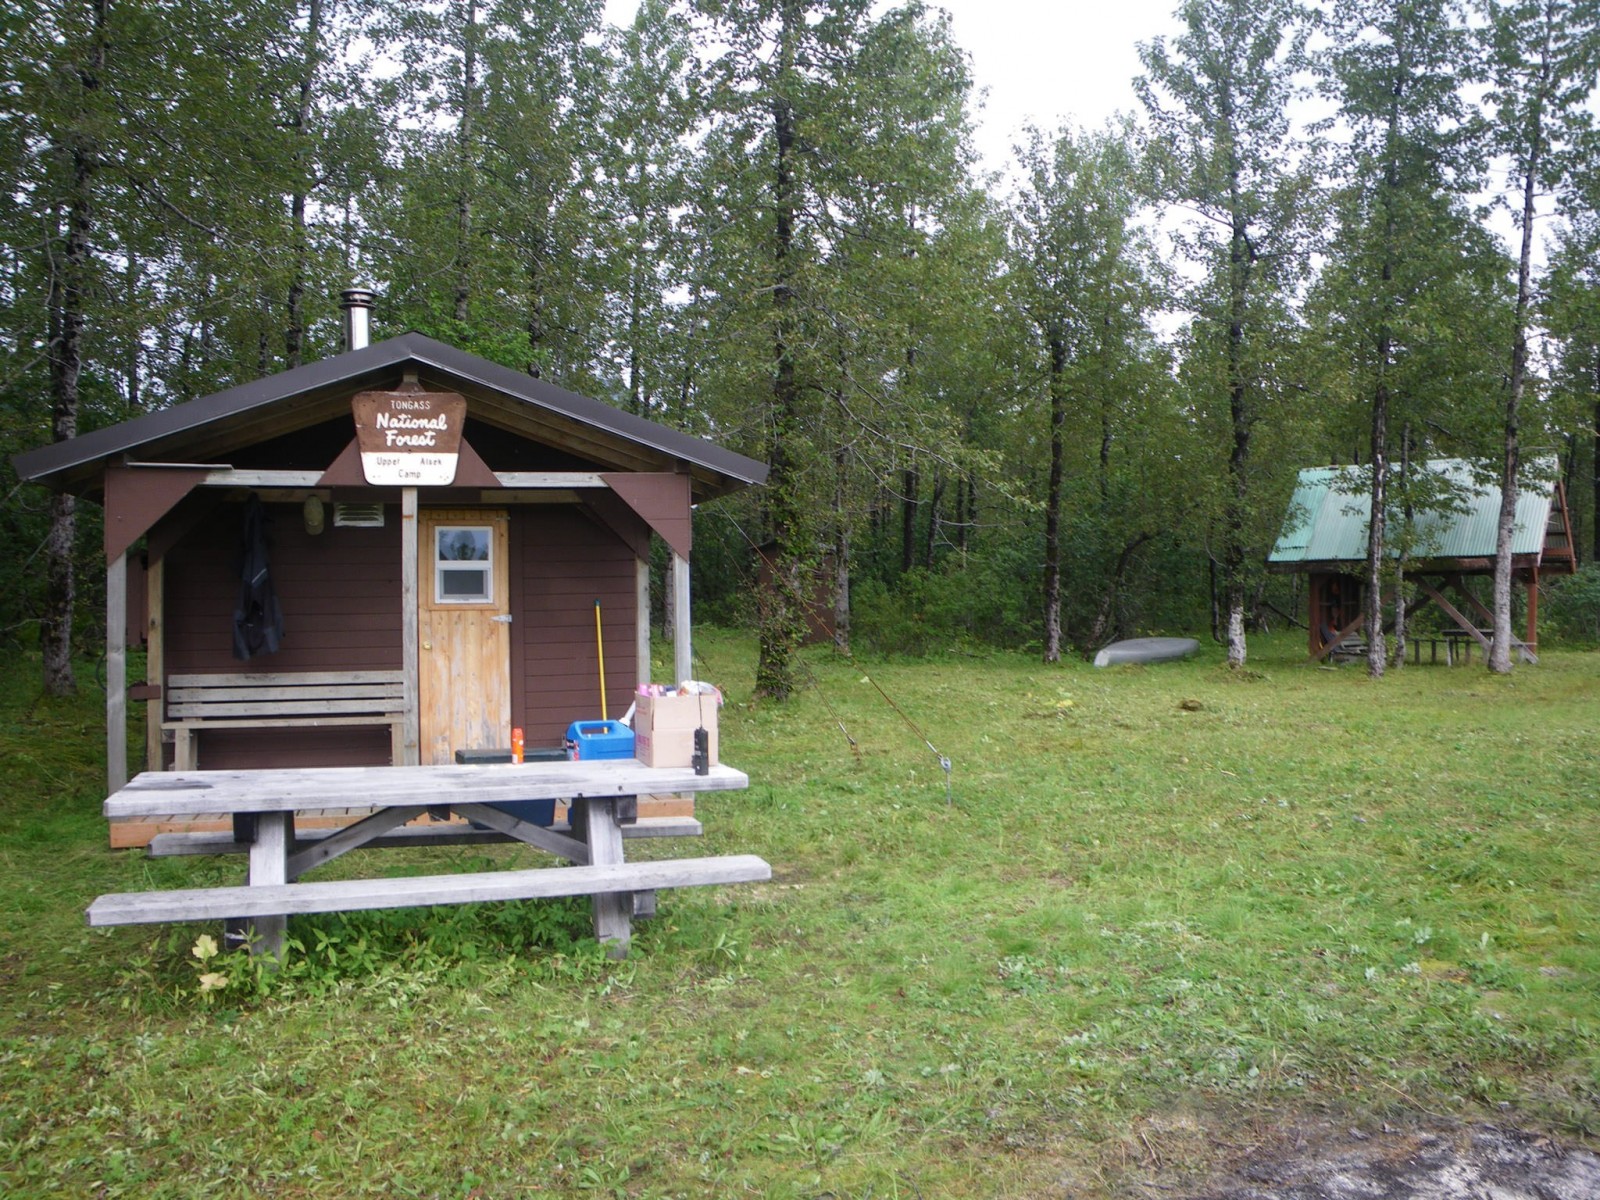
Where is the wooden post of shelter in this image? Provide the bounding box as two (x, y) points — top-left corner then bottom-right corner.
(106, 550), (128, 793)
(145, 555), (164, 772)
(400, 487), (420, 765)
(672, 550), (692, 684)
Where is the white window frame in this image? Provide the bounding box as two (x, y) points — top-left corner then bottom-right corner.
(433, 524), (494, 605)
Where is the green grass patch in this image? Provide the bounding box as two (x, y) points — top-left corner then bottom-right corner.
(2, 633), (1598, 1196)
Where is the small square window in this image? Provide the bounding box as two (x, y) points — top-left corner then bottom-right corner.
(439, 567), (490, 601)
(437, 527), (490, 562)
(434, 525), (493, 604)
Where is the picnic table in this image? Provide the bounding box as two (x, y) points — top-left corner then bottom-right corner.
(89, 760), (769, 959)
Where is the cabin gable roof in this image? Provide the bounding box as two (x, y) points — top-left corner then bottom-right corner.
(12, 332), (767, 502)
(1267, 456), (1572, 571)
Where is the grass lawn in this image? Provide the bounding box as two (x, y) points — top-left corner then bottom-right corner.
(2, 631), (1598, 1197)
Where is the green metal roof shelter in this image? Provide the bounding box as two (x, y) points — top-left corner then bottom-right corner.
(1267, 457), (1576, 662)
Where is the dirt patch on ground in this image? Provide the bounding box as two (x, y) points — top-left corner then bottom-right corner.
(1180, 1122), (1600, 1199)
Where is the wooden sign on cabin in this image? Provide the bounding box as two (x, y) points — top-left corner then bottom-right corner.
(351, 389), (467, 486)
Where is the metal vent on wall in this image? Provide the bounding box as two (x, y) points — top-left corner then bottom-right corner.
(333, 503), (385, 528)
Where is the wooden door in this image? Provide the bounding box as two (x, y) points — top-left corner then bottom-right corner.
(419, 509), (511, 764)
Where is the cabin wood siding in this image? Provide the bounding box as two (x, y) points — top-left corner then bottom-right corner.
(163, 502), (403, 672)
(512, 508), (640, 748)
(125, 553), (148, 647)
(158, 501), (403, 769)
(149, 500), (645, 764)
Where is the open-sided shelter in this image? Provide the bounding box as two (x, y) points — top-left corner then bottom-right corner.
(1267, 457), (1575, 661)
(12, 295), (767, 813)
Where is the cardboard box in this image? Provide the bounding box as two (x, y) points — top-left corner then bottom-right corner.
(635, 725), (719, 769)
(637, 693), (720, 733)
(635, 693), (720, 768)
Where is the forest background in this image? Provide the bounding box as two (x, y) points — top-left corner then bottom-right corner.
(6, 0), (1600, 700)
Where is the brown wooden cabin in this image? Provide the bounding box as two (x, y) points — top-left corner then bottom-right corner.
(12, 314), (767, 826)
(1266, 457), (1576, 661)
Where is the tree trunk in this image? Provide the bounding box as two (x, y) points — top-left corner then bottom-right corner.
(526, 217), (549, 362)
(452, 0), (479, 325)
(1392, 424), (1413, 670)
(124, 254), (141, 409)
(952, 475), (965, 553)
(663, 561), (675, 645)
(965, 474), (976, 556)
(1492, 119), (1545, 673)
(1208, 552), (1220, 643)
(833, 447), (851, 654)
(627, 169), (647, 415)
(923, 468), (943, 569)
(1086, 532), (1154, 649)
(900, 463), (918, 573)
(284, 0), (323, 368)
(1365, 380), (1389, 678)
(1591, 391), (1599, 562)
(42, 0), (108, 697)
(754, 0), (805, 701)
(1366, 97), (1404, 680)
(1222, 452), (1250, 671)
(1043, 329), (1067, 664)
(1223, 200), (1253, 669)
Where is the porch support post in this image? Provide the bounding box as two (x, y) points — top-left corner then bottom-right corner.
(671, 550), (692, 684)
(400, 488), (420, 764)
(636, 555), (651, 685)
(106, 551), (128, 793)
(145, 554), (165, 772)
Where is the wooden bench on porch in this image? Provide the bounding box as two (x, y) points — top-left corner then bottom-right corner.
(162, 671), (407, 770)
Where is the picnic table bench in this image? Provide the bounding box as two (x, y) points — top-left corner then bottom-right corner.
(90, 760), (768, 959)
(162, 671), (407, 770)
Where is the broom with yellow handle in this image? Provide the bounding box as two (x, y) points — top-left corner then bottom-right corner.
(594, 599), (607, 720)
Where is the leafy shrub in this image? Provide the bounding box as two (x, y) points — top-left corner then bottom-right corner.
(852, 555), (1038, 655)
(1543, 564), (1600, 644)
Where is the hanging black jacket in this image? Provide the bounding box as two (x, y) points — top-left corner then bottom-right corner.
(232, 495), (284, 660)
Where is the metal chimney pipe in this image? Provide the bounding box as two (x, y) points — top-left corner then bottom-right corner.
(340, 286), (376, 351)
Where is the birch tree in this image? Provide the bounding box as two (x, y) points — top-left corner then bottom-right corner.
(1138, 0), (1314, 668)
(1320, 0), (1484, 675)
(1481, 0), (1599, 672)
(1009, 123), (1162, 662)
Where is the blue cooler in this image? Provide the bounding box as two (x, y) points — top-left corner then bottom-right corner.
(565, 719), (636, 761)
(457, 745), (566, 826)
(487, 796), (557, 826)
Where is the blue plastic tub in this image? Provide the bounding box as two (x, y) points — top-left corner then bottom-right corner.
(564, 719), (636, 761)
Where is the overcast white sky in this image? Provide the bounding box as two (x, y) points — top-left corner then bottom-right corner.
(601, 0), (1188, 176)
(917, 0), (1185, 169)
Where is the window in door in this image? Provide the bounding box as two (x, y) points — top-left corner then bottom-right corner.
(434, 525), (494, 604)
